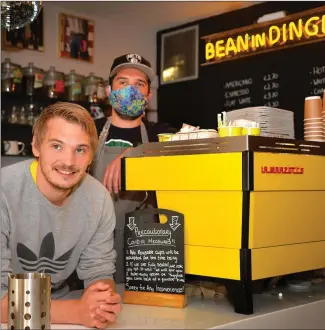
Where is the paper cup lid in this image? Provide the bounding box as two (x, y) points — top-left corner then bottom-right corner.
(305, 96), (321, 100)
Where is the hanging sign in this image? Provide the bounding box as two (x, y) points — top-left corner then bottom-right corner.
(202, 6), (325, 65)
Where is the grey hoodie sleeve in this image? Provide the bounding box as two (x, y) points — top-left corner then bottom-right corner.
(76, 191), (117, 288)
(1, 193), (13, 299)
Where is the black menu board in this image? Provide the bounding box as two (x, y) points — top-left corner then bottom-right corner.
(211, 41), (325, 139)
(223, 76), (254, 110)
(309, 64), (325, 96)
(124, 208), (185, 294)
(219, 45), (325, 113)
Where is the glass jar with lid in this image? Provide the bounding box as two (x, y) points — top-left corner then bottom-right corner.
(1, 58), (23, 93)
(77, 74), (86, 101)
(97, 78), (109, 103)
(65, 70), (85, 102)
(84, 72), (100, 103)
(22, 62), (44, 96)
(43, 66), (65, 99)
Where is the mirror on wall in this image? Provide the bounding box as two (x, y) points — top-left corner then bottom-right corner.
(160, 25), (199, 85)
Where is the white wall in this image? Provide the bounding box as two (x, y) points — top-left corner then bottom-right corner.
(1, 1), (158, 109)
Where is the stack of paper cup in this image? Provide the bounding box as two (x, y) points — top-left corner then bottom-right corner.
(304, 96), (323, 142)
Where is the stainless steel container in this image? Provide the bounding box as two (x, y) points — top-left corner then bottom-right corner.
(8, 273), (51, 330)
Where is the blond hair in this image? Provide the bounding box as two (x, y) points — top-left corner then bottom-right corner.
(33, 102), (98, 154)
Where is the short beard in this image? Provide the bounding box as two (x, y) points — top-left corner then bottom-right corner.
(40, 161), (82, 191)
(115, 110), (143, 121)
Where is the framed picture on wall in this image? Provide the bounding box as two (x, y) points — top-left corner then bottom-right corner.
(58, 13), (94, 63)
(1, 8), (44, 52)
(160, 25), (199, 85)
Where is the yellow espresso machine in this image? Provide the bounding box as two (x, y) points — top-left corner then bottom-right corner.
(121, 136), (325, 314)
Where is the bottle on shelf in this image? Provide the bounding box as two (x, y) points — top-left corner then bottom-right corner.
(19, 106), (28, 125)
(1, 108), (7, 123)
(8, 106), (19, 124)
(26, 103), (37, 126)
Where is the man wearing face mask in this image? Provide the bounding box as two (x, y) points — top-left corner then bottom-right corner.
(91, 54), (176, 283)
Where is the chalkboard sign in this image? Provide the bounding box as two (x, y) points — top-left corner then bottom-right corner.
(216, 43), (325, 139)
(219, 53), (325, 113)
(124, 208), (185, 295)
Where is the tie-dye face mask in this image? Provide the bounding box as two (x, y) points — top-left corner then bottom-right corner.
(109, 85), (148, 117)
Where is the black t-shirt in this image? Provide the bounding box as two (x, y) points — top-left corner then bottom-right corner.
(95, 117), (177, 147)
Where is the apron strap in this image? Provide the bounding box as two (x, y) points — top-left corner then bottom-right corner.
(93, 117), (112, 164)
(94, 116), (149, 164)
(140, 120), (149, 143)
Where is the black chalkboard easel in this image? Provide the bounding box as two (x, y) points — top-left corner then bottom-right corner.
(123, 208), (187, 308)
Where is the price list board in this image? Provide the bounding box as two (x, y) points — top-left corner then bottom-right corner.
(214, 41), (325, 139)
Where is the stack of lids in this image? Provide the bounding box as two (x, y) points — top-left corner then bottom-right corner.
(304, 96), (324, 142)
(226, 106), (295, 139)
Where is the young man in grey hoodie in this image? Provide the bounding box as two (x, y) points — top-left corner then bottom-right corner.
(1, 102), (121, 328)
